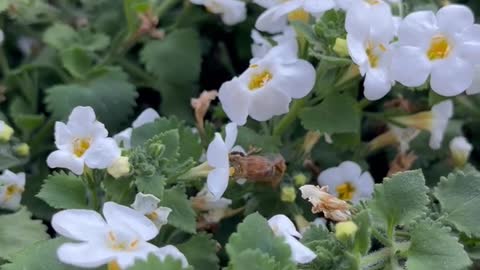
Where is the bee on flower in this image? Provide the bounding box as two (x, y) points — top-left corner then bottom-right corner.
(299, 185), (352, 222)
(0, 170), (25, 211)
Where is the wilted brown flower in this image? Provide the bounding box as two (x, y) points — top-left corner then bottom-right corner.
(191, 90), (218, 136)
(299, 185), (351, 222)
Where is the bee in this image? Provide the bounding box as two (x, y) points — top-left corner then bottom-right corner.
(229, 149), (286, 187)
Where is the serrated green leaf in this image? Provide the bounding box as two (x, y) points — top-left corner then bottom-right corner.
(406, 221), (471, 270)
(0, 208), (49, 260)
(129, 254), (192, 270)
(226, 213), (293, 266)
(229, 249), (278, 270)
(177, 233), (219, 270)
(102, 178), (136, 205)
(368, 170), (429, 229)
(155, 129), (180, 160)
(161, 186), (196, 234)
(43, 23), (77, 50)
(124, 0), (151, 36)
(300, 93), (361, 134)
(36, 172), (88, 209)
(434, 170), (480, 237)
(45, 67), (137, 130)
(60, 48), (93, 79)
(353, 210), (371, 255)
(2, 238), (88, 270)
(135, 174), (166, 200)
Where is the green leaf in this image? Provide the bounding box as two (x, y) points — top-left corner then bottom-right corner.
(36, 172), (88, 209)
(368, 170), (429, 229)
(229, 249), (278, 270)
(236, 126), (281, 153)
(135, 174), (166, 200)
(102, 177), (136, 205)
(45, 67), (137, 130)
(434, 170), (480, 237)
(2, 238), (88, 270)
(0, 208), (49, 260)
(226, 213), (293, 266)
(353, 210), (371, 255)
(177, 233), (219, 270)
(60, 48), (93, 79)
(124, 0), (150, 36)
(43, 23), (77, 50)
(129, 254), (193, 270)
(406, 221), (472, 270)
(0, 146), (26, 171)
(161, 186), (196, 234)
(300, 93), (361, 134)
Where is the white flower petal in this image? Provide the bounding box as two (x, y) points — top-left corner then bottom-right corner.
(248, 88), (291, 121)
(338, 161), (362, 181)
(317, 167), (345, 192)
(268, 215), (301, 238)
(271, 60), (316, 99)
(391, 46), (431, 87)
(46, 150), (85, 175)
(255, 3), (299, 34)
(152, 207), (172, 228)
(131, 193), (161, 215)
(436, 4), (474, 36)
(52, 209), (108, 241)
(132, 108), (160, 128)
(398, 10), (437, 49)
(466, 66), (480, 95)
(57, 242), (114, 268)
(283, 234), (317, 264)
(218, 78), (251, 126)
(103, 202), (158, 241)
(430, 56), (474, 96)
(154, 245), (189, 268)
(224, 123), (238, 150)
(459, 24), (480, 65)
(207, 134), (229, 169)
(355, 172), (375, 200)
(113, 128), (133, 149)
(68, 106), (96, 126)
(115, 242), (160, 269)
(54, 122), (73, 148)
(221, 0), (247, 25)
(207, 168), (230, 200)
(364, 68), (392, 100)
(303, 0), (335, 13)
(0, 170), (25, 186)
(84, 138), (121, 169)
(347, 34), (368, 69)
(0, 193), (22, 211)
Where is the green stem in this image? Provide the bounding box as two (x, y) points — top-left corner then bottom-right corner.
(116, 57), (157, 86)
(84, 169), (100, 211)
(360, 248), (390, 270)
(273, 99), (306, 137)
(0, 46), (10, 76)
(156, 0), (181, 19)
(371, 227), (391, 247)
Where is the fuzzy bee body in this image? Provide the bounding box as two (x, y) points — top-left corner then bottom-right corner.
(229, 153), (286, 186)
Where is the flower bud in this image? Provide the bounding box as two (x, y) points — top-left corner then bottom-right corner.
(333, 38), (349, 57)
(148, 143), (165, 157)
(293, 173), (308, 187)
(107, 156), (131, 179)
(450, 136), (472, 168)
(0, 121), (14, 142)
(335, 221), (358, 242)
(281, 186), (296, 203)
(14, 143), (30, 157)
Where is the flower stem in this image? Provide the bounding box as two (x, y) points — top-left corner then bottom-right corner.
(273, 99), (306, 137)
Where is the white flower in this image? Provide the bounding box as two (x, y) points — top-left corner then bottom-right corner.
(131, 193), (172, 229)
(317, 161), (374, 204)
(467, 66), (480, 95)
(393, 100), (453, 149)
(450, 136), (473, 167)
(191, 186), (232, 223)
(190, 0), (246, 25)
(47, 106), (121, 175)
(114, 108), (160, 149)
(206, 123), (237, 199)
(52, 201), (159, 269)
(0, 170), (25, 211)
(345, 0), (395, 42)
(152, 245), (189, 268)
(268, 215), (316, 264)
(251, 28), (296, 59)
(255, 0), (335, 33)
(0, 29), (4, 44)
(391, 5), (480, 96)
(219, 42), (316, 125)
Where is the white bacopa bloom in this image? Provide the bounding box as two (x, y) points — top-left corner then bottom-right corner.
(345, 0), (395, 42)
(251, 27), (296, 59)
(450, 136), (473, 167)
(52, 201), (160, 269)
(206, 123), (237, 199)
(190, 0), (246, 25)
(0, 170), (25, 211)
(391, 5), (480, 96)
(254, 0), (335, 34)
(268, 215), (317, 264)
(219, 42), (316, 125)
(467, 66), (480, 95)
(393, 100), (453, 149)
(114, 108), (160, 149)
(131, 193), (172, 229)
(47, 106), (121, 175)
(317, 161), (374, 204)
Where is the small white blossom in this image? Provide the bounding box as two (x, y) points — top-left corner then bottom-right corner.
(268, 215), (317, 264)
(317, 161), (374, 204)
(206, 123), (237, 199)
(114, 108), (160, 149)
(0, 170), (25, 211)
(251, 28), (296, 59)
(391, 5), (480, 96)
(450, 136), (473, 167)
(131, 193), (172, 229)
(190, 0), (246, 25)
(52, 202), (160, 269)
(219, 42), (315, 125)
(254, 0), (335, 33)
(47, 106), (121, 175)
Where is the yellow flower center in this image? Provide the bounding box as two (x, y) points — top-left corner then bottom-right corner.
(107, 231), (139, 252)
(4, 184), (23, 201)
(366, 43), (387, 68)
(229, 167), (236, 176)
(336, 182), (356, 201)
(248, 69), (273, 91)
(73, 138), (91, 157)
(287, 9), (310, 23)
(146, 212), (158, 221)
(427, 35), (451, 61)
(107, 261), (121, 270)
(365, 0), (381, 5)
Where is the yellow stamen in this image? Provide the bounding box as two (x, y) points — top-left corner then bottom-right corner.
(229, 167), (235, 176)
(336, 183), (356, 201)
(248, 70), (272, 91)
(365, 0), (380, 4)
(366, 44), (380, 68)
(73, 138), (91, 157)
(107, 261), (121, 270)
(427, 35), (451, 60)
(146, 212), (158, 221)
(4, 185), (23, 201)
(287, 9), (310, 23)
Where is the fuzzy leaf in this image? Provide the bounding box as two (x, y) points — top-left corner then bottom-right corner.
(177, 233), (219, 270)
(434, 170), (480, 237)
(236, 126), (281, 153)
(228, 249), (279, 270)
(0, 208), (49, 260)
(36, 172), (88, 209)
(129, 254), (193, 270)
(102, 177), (136, 205)
(368, 170), (429, 229)
(226, 213), (293, 267)
(353, 210), (371, 255)
(135, 174), (166, 200)
(300, 93), (361, 134)
(45, 67), (137, 130)
(160, 186), (196, 234)
(406, 221), (471, 270)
